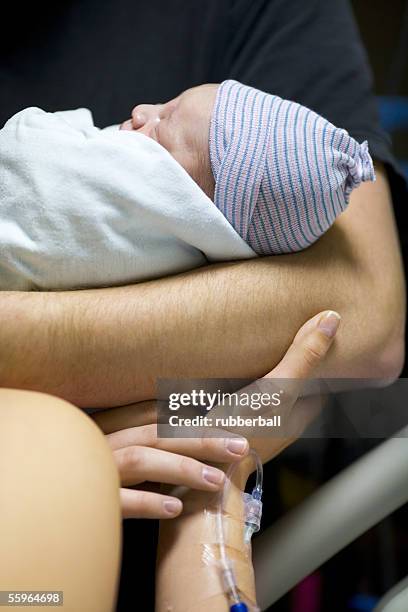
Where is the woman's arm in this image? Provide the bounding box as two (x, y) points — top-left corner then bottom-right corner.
(0, 165), (404, 407)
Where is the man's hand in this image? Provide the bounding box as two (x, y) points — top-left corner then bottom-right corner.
(93, 310), (340, 519)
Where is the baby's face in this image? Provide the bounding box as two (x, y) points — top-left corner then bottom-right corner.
(120, 84), (218, 199)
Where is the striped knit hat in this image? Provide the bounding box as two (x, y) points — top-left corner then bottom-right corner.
(209, 80), (375, 255)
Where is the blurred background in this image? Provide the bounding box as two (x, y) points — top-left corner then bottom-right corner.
(353, 0), (408, 180)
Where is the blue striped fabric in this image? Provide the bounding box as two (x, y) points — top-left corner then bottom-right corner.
(209, 80), (376, 255)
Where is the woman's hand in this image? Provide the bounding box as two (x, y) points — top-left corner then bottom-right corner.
(94, 402), (251, 519)
(93, 310), (340, 520)
(105, 424), (250, 519)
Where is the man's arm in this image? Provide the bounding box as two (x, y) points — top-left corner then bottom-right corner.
(0, 164), (404, 407)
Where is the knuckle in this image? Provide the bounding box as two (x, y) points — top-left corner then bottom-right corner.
(198, 436), (215, 456)
(123, 445), (143, 470)
(135, 490), (151, 513)
(178, 455), (195, 478)
(135, 490), (147, 506)
(303, 340), (325, 367)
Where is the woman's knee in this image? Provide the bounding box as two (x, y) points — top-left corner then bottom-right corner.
(1, 388), (105, 440)
(0, 387), (120, 519)
(0, 389), (121, 612)
(1, 388), (114, 460)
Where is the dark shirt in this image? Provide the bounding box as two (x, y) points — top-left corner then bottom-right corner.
(1, 0), (406, 213)
(0, 0), (397, 149)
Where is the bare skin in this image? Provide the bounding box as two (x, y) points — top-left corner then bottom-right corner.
(0, 312), (338, 612)
(0, 164), (404, 407)
(120, 84), (218, 200)
(92, 309), (340, 517)
(94, 310), (340, 610)
(0, 390), (121, 612)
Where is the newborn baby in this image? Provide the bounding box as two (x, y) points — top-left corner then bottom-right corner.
(0, 80), (374, 290)
(122, 80), (375, 255)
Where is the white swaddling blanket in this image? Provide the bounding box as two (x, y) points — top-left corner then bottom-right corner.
(0, 107), (255, 290)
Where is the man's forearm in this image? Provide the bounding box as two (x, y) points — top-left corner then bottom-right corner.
(0, 165), (404, 407)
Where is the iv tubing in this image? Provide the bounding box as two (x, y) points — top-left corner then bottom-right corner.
(216, 448), (263, 609)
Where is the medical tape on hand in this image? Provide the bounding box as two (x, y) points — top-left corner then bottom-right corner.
(189, 499), (258, 610)
(199, 508), (247, 551)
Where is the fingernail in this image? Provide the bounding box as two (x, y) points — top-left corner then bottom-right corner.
(318, 311), (341, 338)
(226, 437), (248, 455)
(163, 499), (182, 515)
(202, 466), (225, 486)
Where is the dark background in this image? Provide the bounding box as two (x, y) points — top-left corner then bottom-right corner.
(353, 0), (408, 168)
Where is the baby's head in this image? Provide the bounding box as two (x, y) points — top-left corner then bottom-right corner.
(121, 84), (218, 201)
(123, 80), (375, 255)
